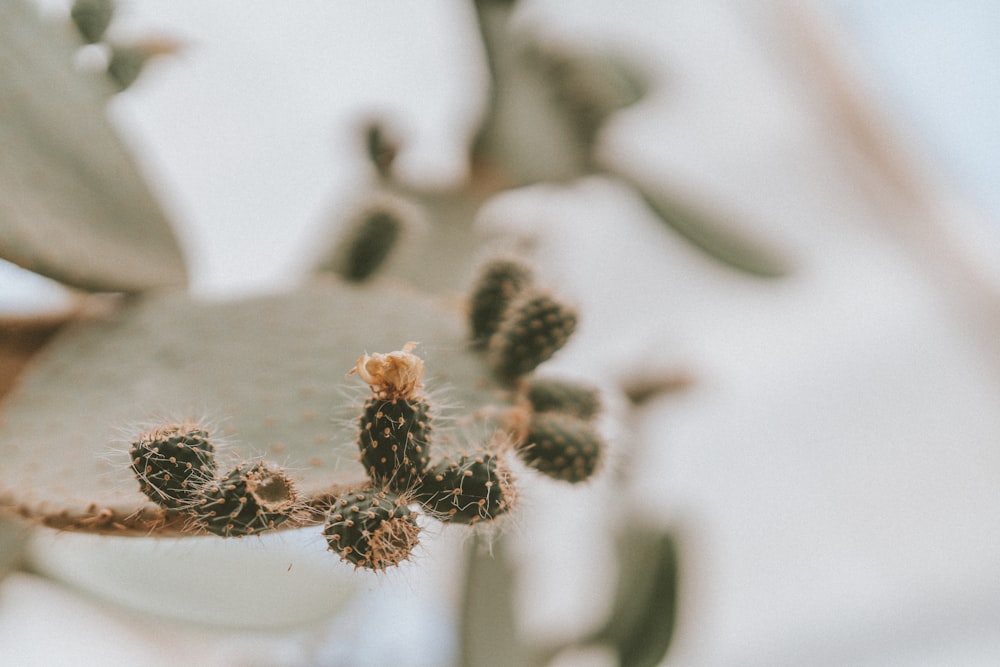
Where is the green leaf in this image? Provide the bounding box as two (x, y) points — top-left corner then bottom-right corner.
(0, 0), (186, 292)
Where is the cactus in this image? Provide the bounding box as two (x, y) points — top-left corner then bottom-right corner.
(418, 452), (515, 525)
(518, 412), (603, 483)
(523, 377), (602, 421)
(190, 461), (298, 537)
(488, 289), (579, 384)
(129, 422), (217, 509)
(323, 487), (420, 571)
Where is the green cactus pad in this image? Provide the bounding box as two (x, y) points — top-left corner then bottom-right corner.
(324, 487), (420, 571)
(418, 452), (515, 524)
(0, 278), (509, 534)
(468, 257), (534, 349)
(520, 412), (603, 483)
(488, 289), (578, 383)
(523, 377), (601, 421)
(190, 461), (298, 537)
(0, 0), (187, 292)
(129, 422), (217, 509)
(358, 396), (433, 491)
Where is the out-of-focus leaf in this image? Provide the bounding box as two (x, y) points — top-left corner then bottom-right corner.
(592, 527), (679, 667)
(0, 0), (186, 292)
(460, 535), (537, 667)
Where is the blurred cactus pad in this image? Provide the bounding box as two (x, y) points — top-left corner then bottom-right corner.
(0, 280), (514, 535)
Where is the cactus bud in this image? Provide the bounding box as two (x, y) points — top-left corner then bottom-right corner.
(524, 377), (601, 421)
(358, 396), (433, 490)
(192, 461), (298, 537)
(489, 290), (577, 383)
(130, 423), (217, 508)
(468, 258), (534, 348)
(324, 488), (420, 570)
(419, 452), (515, 524)
(519, 412), (603, 483)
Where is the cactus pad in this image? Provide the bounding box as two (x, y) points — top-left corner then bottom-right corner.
(324, 487), (420, 571)
(0, 278), (509, 534)
(0, 0), (187, 292)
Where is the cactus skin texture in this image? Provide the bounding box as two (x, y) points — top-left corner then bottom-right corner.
(520, 413), (602, 483)
(129, 423), (217, 509)
(191, 462), (298, 537)
(324, 488), (420, 570)
(419, 453), (515, 525)
(358, 396), (432, 490)
(524, 377), (601, 421)
(469, 258), (534, 348)
(489, 290), (578, 383)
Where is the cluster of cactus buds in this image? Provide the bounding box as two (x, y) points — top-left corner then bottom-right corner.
(323, 342), (517, 570)
(468, 257), (608, 483)
(129, 424), (299, 537)
(123, 255), (603, 570)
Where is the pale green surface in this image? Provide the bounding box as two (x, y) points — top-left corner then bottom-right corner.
(0, 0), (186, 292)
(0, 278), (507, 530)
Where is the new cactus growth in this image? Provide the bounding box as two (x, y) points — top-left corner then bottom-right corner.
(519, 412), (603, 483)
(488, 289), (578, 383)
(129, 422), (217, 509)
(324, 487), (420, 571)
(523, 377), (601, 421)
(418, 452), (515, 525)
(191, 461), (298, 537)
(352, 342), (433, 490)
(468, 257), (534, 348)
(324, 199), (409, 282)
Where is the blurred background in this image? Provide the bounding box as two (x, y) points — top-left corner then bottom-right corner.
(3, 1), (1000, 665)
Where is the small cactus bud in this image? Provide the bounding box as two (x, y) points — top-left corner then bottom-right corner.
(489, 290), (577, 383)
(468, 258), (534, 348)
(524, 377), (601, 421)
(519, 412), (603, 483)
(192, 461), (298, 537)
(130, 423), (217, 508)
(324, 488), (420, 570)
(358, 396), (433, 490)
(325, 199), (413, 282)
(419, 452), (515, 524)
(70, 0), (114, 44)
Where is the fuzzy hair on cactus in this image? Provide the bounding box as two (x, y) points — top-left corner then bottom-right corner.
(190, 461), (299, 537)
(324, 487), (420, 571)
(129, 422), (217, 509)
